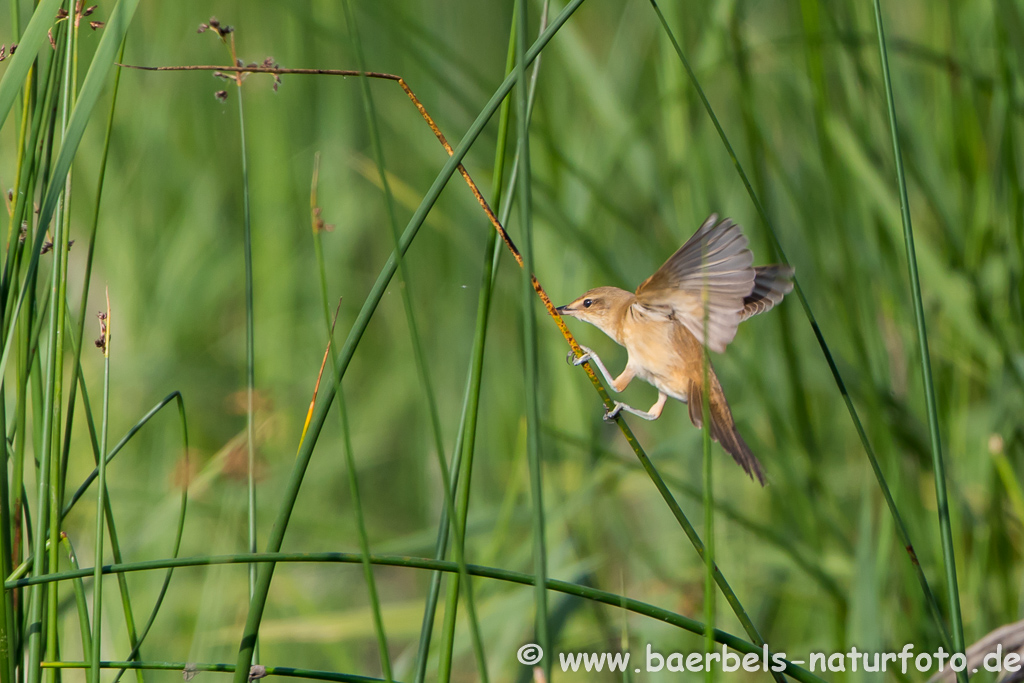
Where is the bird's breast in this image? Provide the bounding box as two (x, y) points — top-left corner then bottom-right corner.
(620, 318), (698, 402)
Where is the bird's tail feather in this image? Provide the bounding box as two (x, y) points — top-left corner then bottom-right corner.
(687, 378), (766, 486)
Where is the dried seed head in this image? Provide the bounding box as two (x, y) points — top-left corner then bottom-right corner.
(208, 16), (220, 28)
(182, 663), (198, 682)
(89, 21), (103, 30)
(96, 310), (109, 354)
(248, 666), (267, 681)
(197, 23), (208, 34)
(56, 8), (69, 19)
(84, 4), (98, 16)
(312, 207), (333, 233)
(214, 90), (228, 102)
(41, 239), (53, 255)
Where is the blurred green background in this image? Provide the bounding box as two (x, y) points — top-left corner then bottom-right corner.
(3, 0), (1024, 679)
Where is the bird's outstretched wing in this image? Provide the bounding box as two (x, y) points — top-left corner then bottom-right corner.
(634, 215), (754, 353)
(740, 265), (795, 321)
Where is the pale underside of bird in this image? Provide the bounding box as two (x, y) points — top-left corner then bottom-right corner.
(556, 214), (794, 485)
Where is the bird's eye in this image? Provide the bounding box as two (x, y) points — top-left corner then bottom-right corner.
(583, 299), (593, 308)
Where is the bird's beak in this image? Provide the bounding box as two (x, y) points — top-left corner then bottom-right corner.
(556, 304), (573, 316)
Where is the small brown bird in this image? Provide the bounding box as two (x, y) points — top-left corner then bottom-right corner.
(557, 215), (794, 485)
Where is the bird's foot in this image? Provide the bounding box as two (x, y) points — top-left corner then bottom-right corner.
(569, 345), (594, 367)
(603, 401), (624, 421)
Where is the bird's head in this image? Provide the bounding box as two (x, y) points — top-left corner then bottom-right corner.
(556, 286), (633, 340)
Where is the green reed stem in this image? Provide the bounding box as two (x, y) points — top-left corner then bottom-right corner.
(92, 294), (111, 683)
(233, 75), (260, 668)
(871, 1), (966, 676)
(60, 532), (93, 672)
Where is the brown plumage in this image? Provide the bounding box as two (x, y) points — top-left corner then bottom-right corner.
(556, 215), (793, 485)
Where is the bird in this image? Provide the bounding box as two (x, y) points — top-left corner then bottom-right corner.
(556, 214), (794, 485)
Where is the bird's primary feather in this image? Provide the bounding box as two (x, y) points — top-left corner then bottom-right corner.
(634, 215), (755, 353)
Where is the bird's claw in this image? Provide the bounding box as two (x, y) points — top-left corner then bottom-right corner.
(570, 345), (594, 367)
(603, 401), (624, 421)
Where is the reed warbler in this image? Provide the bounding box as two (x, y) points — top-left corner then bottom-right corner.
(557, 214), (793, 485)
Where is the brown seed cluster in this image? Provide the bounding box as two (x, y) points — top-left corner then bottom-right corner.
(200, 16), (282, 99)
(95, 310), (108, 352)
(197, 16), (234, 39)
(312, 206), (334, 233)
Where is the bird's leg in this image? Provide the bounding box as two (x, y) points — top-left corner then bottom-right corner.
(570, 346), (634, 392)
(605, 392), (667, 422)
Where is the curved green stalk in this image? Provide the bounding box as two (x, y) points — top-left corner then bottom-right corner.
(229, 4), (588, 680)
(871, 1), (965, 676)
(62, 393), (190, 517)
(15, 551), (828, 683)
(648, 0), (953, 650)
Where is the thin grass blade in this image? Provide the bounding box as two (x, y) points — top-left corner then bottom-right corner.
(872, 0), (966, 674)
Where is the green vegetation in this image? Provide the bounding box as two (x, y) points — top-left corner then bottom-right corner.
(0, 0), (1020, 681)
